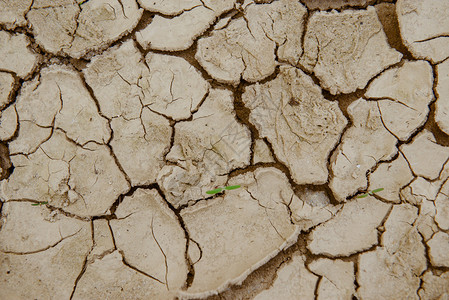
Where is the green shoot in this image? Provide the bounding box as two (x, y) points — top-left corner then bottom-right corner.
(370, 188), (384, 194)
(31, 201), (48, 206)
(224, 185), (241, 190)
(206, 185), (241, 195)
(357, 188), (384, 198)
(206, 188), (223, 195)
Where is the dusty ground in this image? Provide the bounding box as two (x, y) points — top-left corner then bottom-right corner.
(0, 0), (448, 299)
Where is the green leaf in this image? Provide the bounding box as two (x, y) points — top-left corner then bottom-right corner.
(31, 203), (39, 206)
(371, 188), (384, 194)
(206, 188), (223, 195)
(356, 193), (369, 198)
(224, 185), (241, 190)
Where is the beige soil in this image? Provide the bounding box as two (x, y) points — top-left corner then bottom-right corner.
(0, 0), (449, 299)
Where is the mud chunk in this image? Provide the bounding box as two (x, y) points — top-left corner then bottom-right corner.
(307, 197), (391, 257)
(381, 204), (419, 253)
(23, 65), (108, 143)
(400, 168), (449, 241)
(0, 223), (92, 300)
(0, 105), (17, 141)
(2, 137), (71, 205)
(1, 130), (130, 217)
(0, 31), (39, 78)
(158, 88), (251, 208)
(357, 204), (426, 300)
(158, 162), (228, 208)
(0, 201), (87, 253)
(400, 130), (449, 180)
(435, 185), (449, 230)
(435, 60), (449, 135)
(329, 98), (397, 202)
(27, 0), (79, 55)
(88, 219), (114, 261)
(358, 248), (421, 300)
(368, 152), (414, 203)
(53, 137), (130, 217)
(244, 0), (307, 65)
(427, 232), (449, 268)
(419, 271), (449, 300)
(415, 198), (439, 241)
(11, 65), (110, 154)
(243, 66), (347, 185)
(300, 7), (402, 94)
(195, 0), (306, 85)
(196, 18), (274, 86)
(84, 40), (144, 119)
(50, 68), (111, 145)
(137, 0), (236, 51)
(417, 172), (449, 232)
(253, 139), (275, 164)
(27, 0), (142, 58)
(401, 160), (449, 205)
(397, 0), (449, 63)
(289, 187), (341, 232)
(110, 189), (188, 291)
(180, 168), (300, 297)
(86, 39), (209, 121)
(15, 68), (61, 127)
(251, 168), (339, 233)
(72, 251), (171, 299)
(110, 109), (172, 186)
(142, 52), (209, 120)
(137, 0), (201, 15)
(254, 254), (318, 300)
(366, 60), (434, 141)
(0, 0), (32, 29)
(0, 72), (15, 109)
(8, 121), (52, 155)
(403, 178), (439, 204)
(308, 258), (355, 300)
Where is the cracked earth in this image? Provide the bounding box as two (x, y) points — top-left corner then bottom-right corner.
(0, 0), (448, 299)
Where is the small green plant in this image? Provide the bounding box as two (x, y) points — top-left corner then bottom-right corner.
(31, 201), (48, 206)
(206, 185), (241, 195)
(357, 188), (384, 198)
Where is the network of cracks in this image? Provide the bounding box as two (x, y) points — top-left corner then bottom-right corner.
(0, 0), (449, 299)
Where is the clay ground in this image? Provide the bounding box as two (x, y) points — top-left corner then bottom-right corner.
(0, 0), (449, 299)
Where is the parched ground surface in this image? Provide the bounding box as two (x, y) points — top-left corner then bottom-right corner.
(0, 0), (449, 299)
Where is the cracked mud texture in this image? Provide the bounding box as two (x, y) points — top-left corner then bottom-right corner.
(137, 0), (236, 51)
(0, 0), (449, 299)
(299, 6), (402, 94)
(242, 66), (347, 185)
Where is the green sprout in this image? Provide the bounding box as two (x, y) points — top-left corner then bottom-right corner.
(357, 188), (384, 198)
(206, 185), (241, 195)
(31, 201), (48, 206)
